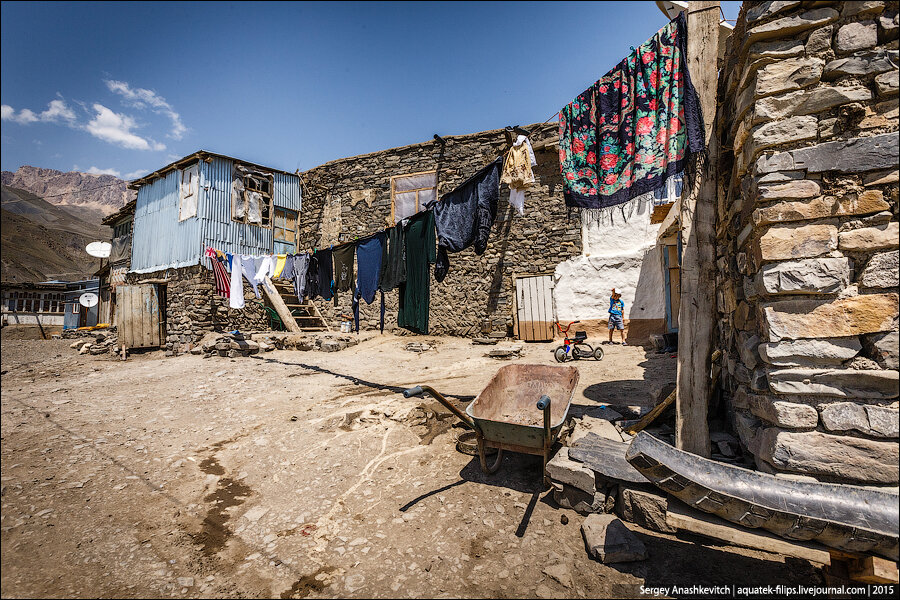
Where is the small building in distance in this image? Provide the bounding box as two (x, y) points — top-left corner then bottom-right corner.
(1, 279), (98, 334)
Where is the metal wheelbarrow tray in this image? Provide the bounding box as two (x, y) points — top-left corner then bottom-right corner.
(626, 431), (899, 560)
(404, 364), (579, 478)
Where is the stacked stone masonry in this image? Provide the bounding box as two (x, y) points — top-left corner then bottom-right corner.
(298, 124), (582, 337)
(716, 1), (899, 485)
(126, 266), (268, 352)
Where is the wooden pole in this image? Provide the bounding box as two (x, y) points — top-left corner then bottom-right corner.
(676, 1), (720, 458)
(261, 276), (303, 333)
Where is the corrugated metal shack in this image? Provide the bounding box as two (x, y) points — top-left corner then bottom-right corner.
(122, 151), (302, 351)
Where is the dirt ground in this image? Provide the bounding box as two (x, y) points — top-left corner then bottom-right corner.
(1, 331), (825, 599)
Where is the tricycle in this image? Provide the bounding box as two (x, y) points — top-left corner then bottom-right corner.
(403, 364), (579, 484)
(553, 320), (604, 363)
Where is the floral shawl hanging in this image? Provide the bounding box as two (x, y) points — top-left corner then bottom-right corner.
(559, 12), (703, 210)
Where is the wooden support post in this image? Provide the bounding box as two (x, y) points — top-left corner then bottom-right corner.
(261, 276), (303, 333)
(676, 1), (720, 458)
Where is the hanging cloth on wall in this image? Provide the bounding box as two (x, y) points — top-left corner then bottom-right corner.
(273, 254), (288, 278)
(289, 253), (310, 303)
(333, 243), (356, 295)
(205, 247), (231, 299)
(501, 135), (537, 215)
(398, 210), (436, 334)
(316, 248), (334, 301)
(432, 156), (502, 282)
(305, 252), (320, 300)
(558, 12), (703, 212)
(354, 232), (385, 332)
(241, 255), (263, 298)
(379, 222), (407, 292)
(229, 253), (245, 309)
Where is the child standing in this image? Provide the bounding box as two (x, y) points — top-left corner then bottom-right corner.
(608, 288), (626, 345)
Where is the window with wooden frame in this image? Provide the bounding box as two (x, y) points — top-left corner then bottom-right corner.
(391, 171), (437, 223)
(179, 163), (199, 221)
(233, 174), (273, 227)
(274, 207), (297, 245)
(113, 220), (132, 238)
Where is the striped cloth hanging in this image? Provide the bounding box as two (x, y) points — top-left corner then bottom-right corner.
(205, 247), (231, 298)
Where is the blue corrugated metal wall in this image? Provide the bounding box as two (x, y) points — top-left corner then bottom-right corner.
(131, 170), (201, 273)
(130, 155), (301, 273)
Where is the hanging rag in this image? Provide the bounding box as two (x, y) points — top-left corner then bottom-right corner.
(333, 243), (356, 295)
(354, 232), (385, 332)
(205, 248), (231, 299)
(398, 210), (436, 334)
(305, 252), (320, 299)
(379, 222), (407, 292)
(280, 254), (295, 280)
(290, 253), (310, 303)
(432, 156), (502, 282)
(228, 253), (245, 309)
(273, 254), (288, 278)
(316, 248), (334, 301)
(558, 12), (703, 211)
(241, 255), (263, 298)
(501, 135), (537, 215)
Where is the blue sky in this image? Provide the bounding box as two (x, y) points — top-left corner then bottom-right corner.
(1, 1), (741, 179)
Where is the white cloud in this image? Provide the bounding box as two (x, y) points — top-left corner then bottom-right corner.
(85, 166), (122, 177)
(85, 104), (166, 151)
(105, 79), (186, 140)
(1, 98), (77, 125)
(124, 169), (149, 179)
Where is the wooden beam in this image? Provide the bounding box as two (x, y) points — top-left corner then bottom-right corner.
(624, 389), (676, 435)
(666, 499), (833, 565)
(676, 1), (720, 458)
(848, 555), (900, 584)
(261, 276), (303, 333)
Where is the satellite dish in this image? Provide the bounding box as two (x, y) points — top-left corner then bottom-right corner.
(79, 292), (99, 308)
(86, 241), (112, 258)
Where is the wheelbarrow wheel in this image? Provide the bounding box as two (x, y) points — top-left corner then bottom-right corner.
(554, 347), (568, 363)
(477, 436), (504, 474)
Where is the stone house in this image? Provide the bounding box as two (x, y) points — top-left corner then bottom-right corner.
(713, 1), (899, 486)
(298, 123), (678, 343)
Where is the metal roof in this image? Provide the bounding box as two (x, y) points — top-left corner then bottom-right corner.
(128, 150), (297, 190)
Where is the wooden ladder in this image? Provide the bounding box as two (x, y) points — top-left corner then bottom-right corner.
(271, 280), (330, 331)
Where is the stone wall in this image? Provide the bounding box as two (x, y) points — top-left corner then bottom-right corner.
(715, 1), (899, 485)
(127, 265), (269, 352)
(298, 124), (583, 337)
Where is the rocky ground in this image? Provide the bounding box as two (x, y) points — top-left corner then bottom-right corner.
(1, 331), (824, 598)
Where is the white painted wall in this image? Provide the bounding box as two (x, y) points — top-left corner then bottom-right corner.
(1, 312), (65, 326)
(554, 198), (666, 321)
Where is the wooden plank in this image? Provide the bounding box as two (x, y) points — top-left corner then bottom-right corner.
(261, 276), (303, 333)
(141, 285), (152, 347)
(149, 285), (161, 347)
(848, 555), (899, 584)
(540, 276), (554, 341)
(129, 285), (140, 348)
(115, 287), (124, 346)
(528, 277), (539, 341)
(676, 0), (720, 458)
(624, 389), (676, 435)
(666, 499), (833, 565)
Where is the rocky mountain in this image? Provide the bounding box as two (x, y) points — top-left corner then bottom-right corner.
(0, 166), (134, 216)
(1, 185), (110, 282)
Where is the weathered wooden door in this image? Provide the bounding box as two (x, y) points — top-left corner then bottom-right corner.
(515, 275), (555, 342)
(116, 284), (162, 348)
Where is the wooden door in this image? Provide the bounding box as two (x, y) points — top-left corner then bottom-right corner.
(116, 284), (162, 348)
(664, 244), (681, 333)
(515, 275), (555, 342)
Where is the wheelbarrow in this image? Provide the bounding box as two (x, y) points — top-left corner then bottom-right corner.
(403, 364), (579, 483)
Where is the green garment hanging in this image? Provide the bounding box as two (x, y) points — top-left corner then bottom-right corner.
(397, 210), (436, 334)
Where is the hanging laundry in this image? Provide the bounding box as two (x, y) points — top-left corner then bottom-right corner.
(398, 210), (436, 334)
(333, 243), (356, 295)
(241, 255), (263, 298)
(229, 253), (245, 309)
(280, 254), (295, 281)
(255, 254), (276, 281)
(558, 12), (703, 211)
(273, 254), (288, 278)
(316, 248), (334, 301)
(305, 252), (320, 300)
(501, 135), (537, 215)
(205, 248), (231, 299)
(354, 232), (385, 332)
(289, 253), (310, 303)
(432, 156), (502, 282)
(379, 222), (407, 292)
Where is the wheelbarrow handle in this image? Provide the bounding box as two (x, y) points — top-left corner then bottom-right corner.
(536, 395), (551, 410)
(403, 386), (424, 398)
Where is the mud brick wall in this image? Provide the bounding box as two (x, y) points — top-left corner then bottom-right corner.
(298, 124), (582, 336)
(128, 266), (268, 352)
(715, 1), (899, 485)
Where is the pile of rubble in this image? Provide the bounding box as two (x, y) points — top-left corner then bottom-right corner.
(547, 393), (746, 564)
(68, 329), (119, 355)
(192, 331), (360, 358)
